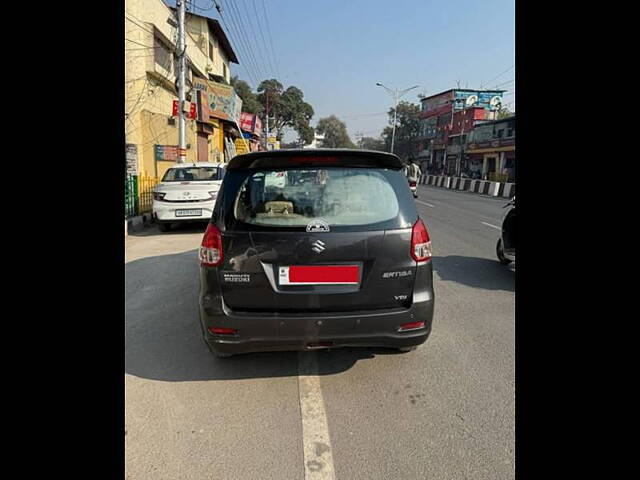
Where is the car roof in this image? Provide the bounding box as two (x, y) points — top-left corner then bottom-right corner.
(166, 163), (225, 168)
(226, 149), (403, 171)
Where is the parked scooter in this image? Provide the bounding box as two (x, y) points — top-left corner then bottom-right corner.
(496, 196), (515, 265)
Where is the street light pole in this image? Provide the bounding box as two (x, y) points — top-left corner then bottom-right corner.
(376, 83), (419, 155)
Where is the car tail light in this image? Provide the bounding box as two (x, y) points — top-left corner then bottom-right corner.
(153, 191), (166, 201)
(411, 218), (432, 262)
(199, 223), (223, 267)
(208, 327), (237, 335)
(399, 321), (425, 331)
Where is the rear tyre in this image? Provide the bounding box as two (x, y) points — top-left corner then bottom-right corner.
(158, 222), (171, 232)
(496, 238), (512, 265)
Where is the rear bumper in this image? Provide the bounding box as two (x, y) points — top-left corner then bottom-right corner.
(153, 200), (214, 221)
(199, 295), (434, 356)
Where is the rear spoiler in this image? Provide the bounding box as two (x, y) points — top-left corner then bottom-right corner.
(226, 149), (404, 171)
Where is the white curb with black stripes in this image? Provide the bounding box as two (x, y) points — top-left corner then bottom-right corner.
(419, 175), (515, 198)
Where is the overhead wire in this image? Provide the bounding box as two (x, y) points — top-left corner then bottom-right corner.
(224, 0), (265, 84)
(494, 78), (515, 88)
(480, 64), (515, 88)
(260, 0), (281, 80)
(223, 0), (267, 81)
(246, 0), (277, 79)
(124, 13), (156, 35)
(215, 1), (260, 87)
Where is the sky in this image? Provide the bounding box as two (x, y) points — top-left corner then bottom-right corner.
(183, 0), (515, 142)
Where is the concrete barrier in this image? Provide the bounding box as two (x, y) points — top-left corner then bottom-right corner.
(499, 183), (516, 198)
(419, 175), (514, 198)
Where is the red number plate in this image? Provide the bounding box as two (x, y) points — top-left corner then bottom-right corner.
(278, 265), (359, 285)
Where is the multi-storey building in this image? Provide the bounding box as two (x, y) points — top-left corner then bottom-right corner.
(417, 88), (506, 175)
(125, 0), (240, 179)
(467, 115), (516, 182)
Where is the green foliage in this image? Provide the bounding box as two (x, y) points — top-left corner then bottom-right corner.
(315, 115), (356, 149)
(358, 136), (386, 152)
(256, 79), (315, 143)
(382, 101), (421, 160)
(497, 107), (514, 119)
(230, 76), (263, 115)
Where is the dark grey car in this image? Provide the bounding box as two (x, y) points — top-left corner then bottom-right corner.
(198, 149), (435, 357)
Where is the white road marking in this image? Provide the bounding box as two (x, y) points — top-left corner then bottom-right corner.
(298, 352), (336, 480)
(482, 222), (501, 230)
(416, 200), (435, 208)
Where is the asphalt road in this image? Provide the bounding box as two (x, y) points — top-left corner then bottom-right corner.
(125, 185), (515, 480)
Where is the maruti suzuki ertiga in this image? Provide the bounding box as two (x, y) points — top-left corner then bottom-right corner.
(198, 149), (435, 357)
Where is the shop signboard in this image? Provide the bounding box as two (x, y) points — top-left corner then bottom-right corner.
(126, 144), (138, 175)
(240, 113), (254, 132)
(453, 90), (504, 111)
(192, 77), (243, 124)
(235, 137), (250, 155)
(154, 145), (178, 161)
(239, 113), (263, 137)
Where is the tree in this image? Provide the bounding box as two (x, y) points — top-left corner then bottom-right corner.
(256, 79), (315, 144)
(280, 140), (305, 149)
(359, 136), (386, 151)
(315, 115), (356, 148)
(230, 76), (263, 115)
(497, 107), (514, 119)
(382, 101), (421, 160)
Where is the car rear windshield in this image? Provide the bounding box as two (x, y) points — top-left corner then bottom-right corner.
(233, 168), (400, 227)
(162, 167), (225, 182)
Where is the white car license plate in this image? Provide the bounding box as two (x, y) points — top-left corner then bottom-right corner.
(175, 209), (202, 217)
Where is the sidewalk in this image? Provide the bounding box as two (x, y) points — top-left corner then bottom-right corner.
(125, 212), (154, 236)
(419, 175), (515, 198)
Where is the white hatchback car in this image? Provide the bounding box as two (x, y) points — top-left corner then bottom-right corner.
(152, 163), (226, 232)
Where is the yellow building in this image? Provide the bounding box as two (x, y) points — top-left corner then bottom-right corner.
(125, 0), (239, 180)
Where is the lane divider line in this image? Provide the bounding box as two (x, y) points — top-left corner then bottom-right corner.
(416, 200), (435, 208)
(482, 222), (501, 230)
(298, 352), (336, 480)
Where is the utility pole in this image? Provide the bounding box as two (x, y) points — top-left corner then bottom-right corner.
(455, 99), (467, 177)
(376, 82), (419, 155)
(265, 88), (270, 150)
(177, 0), (187, 163)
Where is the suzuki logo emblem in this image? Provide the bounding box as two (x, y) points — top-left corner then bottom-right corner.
(311, 240), (326, 253)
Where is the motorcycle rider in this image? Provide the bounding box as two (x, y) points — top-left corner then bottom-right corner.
(406, 158), (422, 184)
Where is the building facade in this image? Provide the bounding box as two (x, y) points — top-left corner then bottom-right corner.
(467, 116), (516, 182)
(125, 0), (240, 180)
(417, 88), (506, 175)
